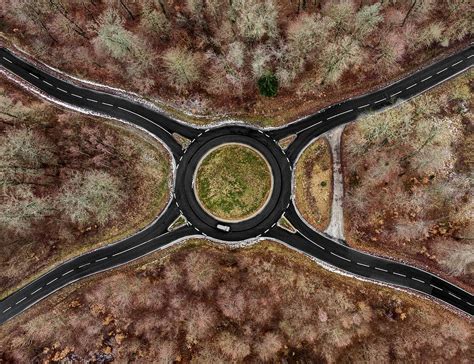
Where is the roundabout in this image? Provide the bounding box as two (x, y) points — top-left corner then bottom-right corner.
(175, 126), (292, 241)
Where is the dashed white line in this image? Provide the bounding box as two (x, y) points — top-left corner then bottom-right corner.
(102, 102), (114, 107)
(62, 269), (74, 277)
(2, 56), (12, 63)
(436, 67), (448, 74)
(31, 287), (42, 295)
(313, 242), (325, 250)
(87, 98), (98, 103)
(448, 292), (462, 301)
(356, 262), (370, 268)
(2, 306), (11, 313)
(78, 262), (91, 269)
(406, 83), (417, 90)
(42, 80), (53, 87)
(46, 278), (58, 286)
(430, 283), (442, 291)
(71, 93), (82, 98)
(421, 75), (432, 82)
(466, 301), (474, 306)
(467, 54), (473, 59)
(390, 90), (402, 97)
(29, 72), (39, 79)
(411, 277), (425, 284)
(392, 272), (406, 277)
(451, 60), (463, 66)
(374, 98), (386, 104)
(374, 267), (388, 272)
(57, 87), (68, 93)
(330, 251), (350, 262)
(95, 257), (108, 262)
(327, 109), (354, 120)
(16, 297), (27, 305)
(358, 104), (370, 109)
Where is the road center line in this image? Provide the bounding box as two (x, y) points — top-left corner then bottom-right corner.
(356, 262), (370, 268)
(30, 287), (42, 295)
(451, 60), (463, 66)
(430, 284), (442, 291)
(62, 269), (74, 276)
(78, 262), (91, 268)
(390, 90), (402, 97)
(57, 87), (68, 93)
(327, 109), (353, 120)
(16, 297), (27, 305)
(86, 98), (98, 103)
(42, 80), (53, 87)
(2, 307), (11, 313)
(46, 278), (58, 286)
(358, 103), (370, 109)
(406, 83), (417, 90)
(392, 272), (406, 277)
(29, 72), (39, 79)
(374, 98), (386, 104)
(411, 277), (425, 283)
(95, 257), (108, 262)
(421, 75), (432, 82)
(102, 102), (114, 107)
(330, 251), (350, 262)
(448, 292), (462, 300)
(436, 67), (448, 74)
(374, 267), (388, 272)
(467, 54), (473, 59)
(2, 56), (12, 63)
(71, 93), (82, 98)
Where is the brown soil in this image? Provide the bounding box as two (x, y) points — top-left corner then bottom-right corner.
(0, 77), (172, 298)
(342, 71), (473, 292)
(294, 137), (332, 231)
(0, 239), (471, 363)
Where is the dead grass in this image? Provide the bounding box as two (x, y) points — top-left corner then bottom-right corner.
(0, 238), (471, 363)
(294, 137), (333, 230)
(196, 144), (272, 221)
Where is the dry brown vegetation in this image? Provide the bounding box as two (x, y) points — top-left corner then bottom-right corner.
(0, 77), (171, 298)
(0, 239), (471, 363)
(0, 1), (471, 126)
(295, 137), (332, 230)
(342, 71), (473, 292)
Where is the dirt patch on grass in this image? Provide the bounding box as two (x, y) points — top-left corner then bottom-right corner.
(342, 70), (473, 292)
(0, 77), (172, 298)
(1, 239), (471, 362)
(294, 137), (332, 231)
(195, 144), (272, 221)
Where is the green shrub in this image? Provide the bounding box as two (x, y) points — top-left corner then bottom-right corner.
(258, 73), (278, 97)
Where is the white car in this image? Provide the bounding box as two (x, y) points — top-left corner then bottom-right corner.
(216, 224), (230, 232)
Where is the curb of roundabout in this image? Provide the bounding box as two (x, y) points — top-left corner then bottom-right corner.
(175, 126), (292, 241)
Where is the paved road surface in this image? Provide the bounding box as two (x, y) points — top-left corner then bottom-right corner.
(0, 45), (472, 323)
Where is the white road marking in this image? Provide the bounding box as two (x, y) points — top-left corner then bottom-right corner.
(330, 251), (350, 262)
(448, 292), (462, 301)
(430, 284), (442, 291)
(421, 75), (432, 82)
(62, 269), (74, 277)
(392, 272), (406, 277)
(42, 80), (53, 87)
(374, 98), (386, 104)
(466, 301), (474, 306)
(358, 104), (370, 109)
(31, 287), (42, 295)
(451, 60), (463, 66)
(95, 257), (108, 262)
(2, 56), (12, 63)
(374, 267), (388, 272)
(2, 307), (11, 313)
(29, 72), (39, 79)
(411, 277), (425, 284)
(71, 93), (82, 98)
(406, 83), (417, 90)
(327, 109), (354, 120)
(467, 54), (473, 59)
(78, 262), (90, 268)
(86, 98), (98, 103)
(46, 278), (58, 286)
(356, 262), (370, 268)
(436, 67), (448, 74)
(57, 87), (68, 93)
(390, 91), (402, 97)
(16, 297), (27, 305)
(102, 102), (114, 107)
(313, 242), (325, 250)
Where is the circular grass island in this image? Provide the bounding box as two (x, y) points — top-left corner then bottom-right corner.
(195, 143), (273, 222)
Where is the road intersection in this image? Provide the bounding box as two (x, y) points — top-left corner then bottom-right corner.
(0, 45), (473, 323)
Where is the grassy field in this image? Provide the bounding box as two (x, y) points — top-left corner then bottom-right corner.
(0, 77), (171, 298)
(294, 137), (332, 231)
(1, 238), (470, 362)
(196, 144), (272, 221)
(342, 71), (473, 292)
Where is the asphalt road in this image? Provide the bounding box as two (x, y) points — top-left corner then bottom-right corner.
(0, 44), (473, 323)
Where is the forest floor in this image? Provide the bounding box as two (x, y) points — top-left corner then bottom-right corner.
(0, 77), (172, 299)
(0, 239), (471, 363)
(342, 70), (473, 292)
